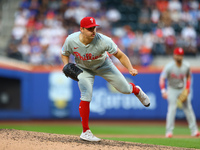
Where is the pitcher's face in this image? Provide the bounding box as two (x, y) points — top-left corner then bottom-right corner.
(80, 27), (96, 39)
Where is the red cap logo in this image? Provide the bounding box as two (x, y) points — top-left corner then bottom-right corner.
(173, 47), (184, 55)
(80, 17), (99, 28)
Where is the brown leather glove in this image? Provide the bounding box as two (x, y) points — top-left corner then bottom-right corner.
(177, 89), (189, 109)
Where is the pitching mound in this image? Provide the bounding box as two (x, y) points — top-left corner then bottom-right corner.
(0, 129), (194, 150)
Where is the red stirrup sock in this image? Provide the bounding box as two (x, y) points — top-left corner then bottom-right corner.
(79, 100), (90, 132)
(130, 83), (140, 95)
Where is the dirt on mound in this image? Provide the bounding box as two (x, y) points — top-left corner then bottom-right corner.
(0, 129), (195, 150)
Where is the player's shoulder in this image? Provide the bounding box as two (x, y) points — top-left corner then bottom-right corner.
(96, 33), (112, 41)
(162, 61), (174, 71)
(182, 60), (190, 68)
(166, 61), (175, 68)
(66, 31), (80, 41)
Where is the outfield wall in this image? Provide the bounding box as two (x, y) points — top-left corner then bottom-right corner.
(0, 65), (200, 120)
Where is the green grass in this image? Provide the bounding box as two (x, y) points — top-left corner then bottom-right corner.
(0, 124), (199, 149)
(106, 138), (200, 149)
(90, 125), (190, 135)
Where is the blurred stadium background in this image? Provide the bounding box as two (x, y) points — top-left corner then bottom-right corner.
(0, 0), (200, 123)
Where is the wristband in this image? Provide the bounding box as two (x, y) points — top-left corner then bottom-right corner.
(161, 89), (166, 94)
(186, 80), (191, 90)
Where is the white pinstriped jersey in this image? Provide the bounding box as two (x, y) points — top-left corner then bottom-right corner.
(62, 31), (118, 70)
(160, 60), (190, 89)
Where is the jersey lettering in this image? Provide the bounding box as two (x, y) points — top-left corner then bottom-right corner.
(170, 73), (185, 79)
(73, 52), (102, 60)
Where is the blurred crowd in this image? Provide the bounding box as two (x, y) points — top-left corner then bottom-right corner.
(6, 0), (200, 66)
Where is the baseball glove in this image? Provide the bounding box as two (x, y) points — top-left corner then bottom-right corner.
(62, 63), (83, 81)
(177, 89), (188, 108)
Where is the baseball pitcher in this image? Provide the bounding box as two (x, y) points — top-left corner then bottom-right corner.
(61, 17), (150, 142)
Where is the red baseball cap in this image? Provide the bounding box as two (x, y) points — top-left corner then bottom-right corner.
(80, 17), (99, 28)
(173, 47), (184, 55)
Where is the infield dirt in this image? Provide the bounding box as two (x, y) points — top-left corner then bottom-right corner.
(0, 129), (197, 150)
